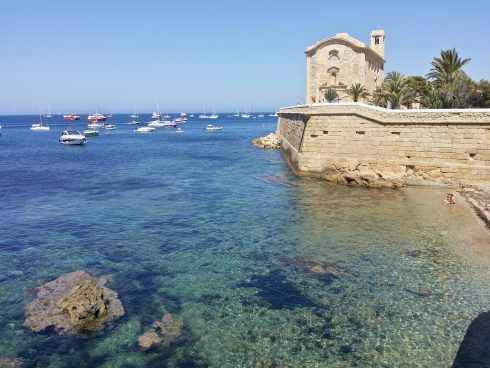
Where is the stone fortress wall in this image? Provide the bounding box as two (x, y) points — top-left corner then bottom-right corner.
(277, 103), (490, 187)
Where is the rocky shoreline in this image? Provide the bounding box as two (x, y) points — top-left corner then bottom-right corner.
(252, 133), (281, 149)
(459, 186), (490, 229)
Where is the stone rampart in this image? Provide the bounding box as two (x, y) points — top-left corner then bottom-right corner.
(277, 103), (490, 187)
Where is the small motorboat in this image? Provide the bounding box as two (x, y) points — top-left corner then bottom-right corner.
(205, 124), (223, 131)
(59, 130), (87, 145)
(148, 120), (165, 127)
(63, 114), (80, 120)
(105, 124), (116, 130)
(162, 120), (177, 127)
(134, 126), (155, 133)
(173, 127), (184, 133)
(173, 118), (185, 124)
(88, 122), (104, 128)
(83, 128), (99, 137)
(128, 120), (140, 125)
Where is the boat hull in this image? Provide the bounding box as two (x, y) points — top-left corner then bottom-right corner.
(59, 138), (87, 145)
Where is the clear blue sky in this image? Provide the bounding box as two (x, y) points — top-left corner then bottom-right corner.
(1, 0), (489, 114)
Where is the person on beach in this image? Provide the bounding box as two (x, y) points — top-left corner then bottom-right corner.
(445, 193), (455, 204)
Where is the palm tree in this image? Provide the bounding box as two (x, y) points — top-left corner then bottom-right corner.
(346, 83), (370, 102)
(323, 88), (338, 103)
(427, 48), (471, 86)
(381, 71), (413, 109)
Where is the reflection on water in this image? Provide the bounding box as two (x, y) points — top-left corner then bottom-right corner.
(0, 115), (490, 367)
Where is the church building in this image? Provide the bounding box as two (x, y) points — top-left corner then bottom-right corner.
(305, 30), (385, 103)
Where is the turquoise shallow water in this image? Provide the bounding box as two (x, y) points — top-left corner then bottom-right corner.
(1, 114), (490, 367)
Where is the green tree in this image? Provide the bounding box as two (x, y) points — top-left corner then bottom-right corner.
(372, 86), (387, 107)
(346, 83), (370, 102)
(405, 76), (431, 107)
(475, 79), (490, 108)
(381, 71), (414, 109)
(323, 88), (339, 103)
(427, 48), (471, 87)
(421, 88), (444, 109)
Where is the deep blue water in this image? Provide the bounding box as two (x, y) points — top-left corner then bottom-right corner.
(1, 113), (490, 367)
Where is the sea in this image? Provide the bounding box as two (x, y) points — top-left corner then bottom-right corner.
(0, 113), (489, 367)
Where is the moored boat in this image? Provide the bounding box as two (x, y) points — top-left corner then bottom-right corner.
(59, 130), (87, 145)
(105, 124), (116, 130)
(83, 128), (99, 137)
(63, 114), (80, 120)
(88, 113), (107, 122)
(205, 124), (223, 131)
(128, 120), (140, 125)
(88, 122), (105, 128)
(134, 126), (155, 133)
(31, 113), (50, 131)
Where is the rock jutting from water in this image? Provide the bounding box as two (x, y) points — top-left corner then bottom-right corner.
(252, 133), (281, 149)
(24, 270), (124, 335)
(138, 313), (184, 351)
(453, 311), (490, 367)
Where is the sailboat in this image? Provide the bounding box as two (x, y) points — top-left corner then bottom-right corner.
(130, 105), (139, 118)
(46, 105), (52, 118)
(199, 105), (210, 119)
(31, 112), (50, 131)
(234, 109), (240, 117)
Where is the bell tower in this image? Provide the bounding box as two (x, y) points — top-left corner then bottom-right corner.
(370, 30), (385, 58)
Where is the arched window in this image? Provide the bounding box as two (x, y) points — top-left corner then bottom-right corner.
(329, 53), (340, 66)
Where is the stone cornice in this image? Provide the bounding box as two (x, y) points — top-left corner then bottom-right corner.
(279, 103), (490, 125)
(305, 33), (385, 63)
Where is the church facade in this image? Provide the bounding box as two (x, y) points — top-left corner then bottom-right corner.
(305, 30), (385, 103)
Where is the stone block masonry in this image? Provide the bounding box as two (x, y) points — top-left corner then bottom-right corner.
(277, 103), (490, 187)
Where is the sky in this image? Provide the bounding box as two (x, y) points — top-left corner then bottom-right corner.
(1, 0), (489, 114)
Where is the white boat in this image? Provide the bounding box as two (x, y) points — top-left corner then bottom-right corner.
(59, 130), (86, 145)
(190, 114), (195, 118)
(205, 124), (223, 131)
(31, 113), (50, 131)
(134, 126), (155, 133)
(130, 105), (139, 118)
(241, 113), (251, 118)
(88, 122), (105, 128)
(269, 112), (279, 117)
(180, 112), (187, 117)
(148, 120), (166, 127)
(151, 111), (160, 119)
(46, 105), (52, 118)
(162, 113), (171, 119)
(105, 124), (116, 130)
(200, 105), (211, 119)
(173, 127), (184, 133)
(173, 118), (185, 124)
(209, 113), (219, 119)
(258, 113), (265, 117)
(83, 128), (99, 137)
(162, 120), (177, 127)
(0, 125), (2, 136)
(234, 109), (240, 117)
(128, 120), (140, 125)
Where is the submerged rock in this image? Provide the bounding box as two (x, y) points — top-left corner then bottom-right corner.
(252, 133), (281, 149)
(0, 359), (24, 368)
(138, 313), (184, 351)
(405, 285), (432, 297)
(453, 311), (490, 367)
(24, 270), (124, 335)
(404, 249), (422, 257)
(278, 256), (342, 280)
